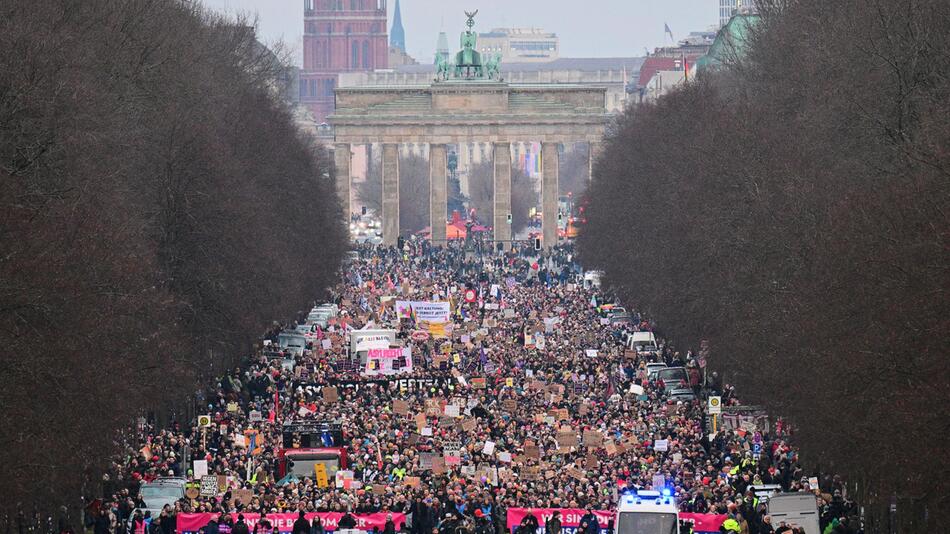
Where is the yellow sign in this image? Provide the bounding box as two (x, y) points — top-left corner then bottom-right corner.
(314, 463), (329, 488)
(505, 377), (514, 387)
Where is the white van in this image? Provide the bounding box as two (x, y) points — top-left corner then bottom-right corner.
(583, 270), (604, 289)
(766, 493), (821, 534)
(277, 332), (308, 356)
(349, 329), (397, 364)
(627, 331), (659, 353)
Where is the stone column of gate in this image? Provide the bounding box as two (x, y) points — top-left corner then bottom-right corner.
(381, 143), (400, 247)
(588, 141), (603, 182)
(492, 142), (512, 251)
(333, 143), (352, 223)
(429, 144), (448, 245)
(541, 142), (560, 249)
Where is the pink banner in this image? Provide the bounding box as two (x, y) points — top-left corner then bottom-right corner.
(177, 512), (405, 534)
(680, 512), (726, 532)
(506, 509), (613, 534)
(505, 509), (725, 534)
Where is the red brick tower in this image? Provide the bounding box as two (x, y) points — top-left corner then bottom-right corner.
(301, 0), (389, 123)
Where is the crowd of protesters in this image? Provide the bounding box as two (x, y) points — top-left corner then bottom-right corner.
(92, 240), (861, 534)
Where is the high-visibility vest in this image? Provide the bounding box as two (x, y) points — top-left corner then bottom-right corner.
(722, 518), (740, 532)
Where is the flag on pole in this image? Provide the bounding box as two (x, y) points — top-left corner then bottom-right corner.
(664, 23), (674, 42)
(683, 53), (689, 82)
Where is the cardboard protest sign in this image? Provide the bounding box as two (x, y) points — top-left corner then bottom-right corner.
(524, 445), (541, 459)
(425, 399), (442, 416)
(502, 399), (518, 412)
(393, 399), (410, 415)
(415, 413), (427, 432)
(522, 466), (540, 480)
(373, 484), (388, 495)
(567, 467), (586, 480)
(583, 430), (604, 447)
(230, 489), (254, 506)
(556, 431), (578, 447)
(586, 455), (600, 470)
(605, 440), (618, 456)
(432, 456), (447, 475)
(322, 387), (339, 402)
(438, 417), (456, 428)
(557, 408), (570, 421)
(461, 418), (477, 432)
(403, 476), (421, 488)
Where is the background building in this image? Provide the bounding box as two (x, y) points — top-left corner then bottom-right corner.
(300, 0), (390, 123)
(389, 0), (405, 53)
(477, 27), (559, 63)
(719, 0), (756, 28)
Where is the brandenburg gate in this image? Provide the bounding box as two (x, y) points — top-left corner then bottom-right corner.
(328, 12), (607, 248)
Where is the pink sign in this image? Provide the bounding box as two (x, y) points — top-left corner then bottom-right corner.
(368, 348), (405, 359)
(177, 513), (405, 534)
(505, 509), (725, 534)
(506, 509), (613, 534)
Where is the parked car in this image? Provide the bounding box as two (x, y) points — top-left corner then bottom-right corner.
(645, 362), (668, 381)
(138, 477), (186, 515)
(667, 388), (697, 402)
(609, 313), (632, 325)
(656, 367), (689, 393)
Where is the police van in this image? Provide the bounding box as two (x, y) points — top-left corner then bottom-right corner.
(615, 490), (679, 534)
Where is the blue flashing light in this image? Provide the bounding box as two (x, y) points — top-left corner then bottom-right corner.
(661, 488), (672, 497)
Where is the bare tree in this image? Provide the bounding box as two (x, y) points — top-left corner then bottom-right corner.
(0, 0), (346, 524)
(579, 0), (950, 530)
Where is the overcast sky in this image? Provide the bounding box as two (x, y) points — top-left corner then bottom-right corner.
(200, 0), (718, 65)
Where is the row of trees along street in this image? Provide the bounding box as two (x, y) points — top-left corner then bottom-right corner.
(578, 0), (949, 532)
(0, 0), (346, 523)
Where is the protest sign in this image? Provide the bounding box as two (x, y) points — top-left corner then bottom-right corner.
(199, 476), (218, 497)
(395, 301), (451, 322)
(393, 399), (410, 415)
